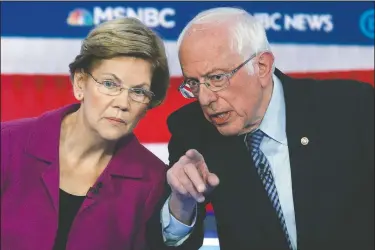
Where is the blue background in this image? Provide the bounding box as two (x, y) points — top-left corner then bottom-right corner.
(1, 1), (374, 45)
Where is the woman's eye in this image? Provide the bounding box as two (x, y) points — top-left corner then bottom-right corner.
(103, 81), (117, 88)
(132, 89), (146, 96)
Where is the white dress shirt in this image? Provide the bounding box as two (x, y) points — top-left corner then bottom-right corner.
(161, 74), (298, 249)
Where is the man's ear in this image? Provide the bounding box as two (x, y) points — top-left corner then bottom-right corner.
(257, 52), (275, 79)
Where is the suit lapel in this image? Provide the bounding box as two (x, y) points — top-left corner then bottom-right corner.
(205, 129), (289, 247)
(280, 70), (320, 249)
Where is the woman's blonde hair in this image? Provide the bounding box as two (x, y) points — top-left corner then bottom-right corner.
(69, 17), (170, 108)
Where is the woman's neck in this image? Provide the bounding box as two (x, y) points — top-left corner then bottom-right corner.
(59, 109), (116, 169)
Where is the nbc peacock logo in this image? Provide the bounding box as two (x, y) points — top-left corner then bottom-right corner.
(67, 8), (93, 26)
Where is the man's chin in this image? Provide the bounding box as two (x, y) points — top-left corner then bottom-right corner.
(215, 124), (241, 137)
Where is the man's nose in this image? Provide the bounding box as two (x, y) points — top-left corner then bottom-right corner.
(198, 84), (218, 107)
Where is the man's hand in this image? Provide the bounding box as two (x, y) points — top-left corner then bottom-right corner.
(167, 149), (220, 225)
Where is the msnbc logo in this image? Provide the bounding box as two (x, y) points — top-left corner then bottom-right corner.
(67, 8), (93, 26)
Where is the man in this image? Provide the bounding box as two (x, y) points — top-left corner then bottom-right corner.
(146, 7), (374, 250)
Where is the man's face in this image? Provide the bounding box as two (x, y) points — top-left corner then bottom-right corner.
(179, 24), (273, 136)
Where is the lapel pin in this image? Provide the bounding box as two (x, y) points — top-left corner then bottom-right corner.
(301, 137), (309, 145)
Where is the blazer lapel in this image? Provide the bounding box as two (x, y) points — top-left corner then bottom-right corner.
(25, 111), (65, 212)
(78, 134), (145, 213)
(25, 104), (81, 212)
(280, 70), (320, 249)
(40, 161), (60, 212)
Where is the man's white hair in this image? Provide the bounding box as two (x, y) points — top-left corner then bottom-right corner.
(177, 7), (274, 73)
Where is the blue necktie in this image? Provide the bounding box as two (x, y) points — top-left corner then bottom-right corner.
(245, 129), (294, 250)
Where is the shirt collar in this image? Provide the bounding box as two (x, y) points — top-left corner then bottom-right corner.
(259, 74), (288, 145)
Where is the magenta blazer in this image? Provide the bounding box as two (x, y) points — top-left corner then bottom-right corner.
(1, 104), (167, 250)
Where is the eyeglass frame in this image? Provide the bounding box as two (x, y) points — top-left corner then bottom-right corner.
(85, 71), (155, 104)
(178, 52), (260, 99)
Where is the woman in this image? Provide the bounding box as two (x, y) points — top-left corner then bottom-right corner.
(1, 17), (170, 250)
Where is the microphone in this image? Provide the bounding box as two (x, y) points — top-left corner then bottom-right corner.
(86, 182), (103, 198)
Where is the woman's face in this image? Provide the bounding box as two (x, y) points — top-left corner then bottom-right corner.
(73, 56), (153, 141)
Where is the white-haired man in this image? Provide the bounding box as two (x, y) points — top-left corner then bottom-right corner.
(146, 7), (374, 250)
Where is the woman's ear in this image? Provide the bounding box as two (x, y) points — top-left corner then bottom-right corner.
(72, 70), (87, 101)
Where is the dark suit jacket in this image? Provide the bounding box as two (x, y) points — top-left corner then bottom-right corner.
(1, 104), (167, 250)
(147, 69), (374, 250)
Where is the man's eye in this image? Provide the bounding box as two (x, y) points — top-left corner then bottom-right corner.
(187, 80), (199, 87)
(209, 74), (225, 81)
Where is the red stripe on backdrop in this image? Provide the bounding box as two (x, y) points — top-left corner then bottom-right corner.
(1, 70), (373, 143)
(0, 75), (193, 142)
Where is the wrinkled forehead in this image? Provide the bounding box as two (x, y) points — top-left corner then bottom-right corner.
(179, 24), (232, 58)
(179, 24), (240, 75)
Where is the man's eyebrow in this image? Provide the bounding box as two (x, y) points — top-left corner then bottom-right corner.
(183, 67), (230, 80)
(205, 68), (229, 76)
